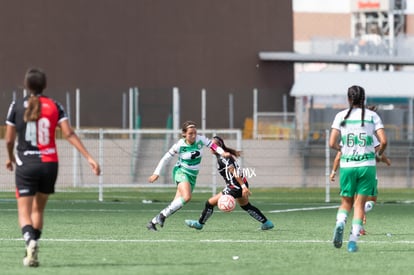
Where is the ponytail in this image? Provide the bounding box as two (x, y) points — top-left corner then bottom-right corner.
(341, 85), (366, 127)
(24, 95), (41, 122)
(213, 136), (241, 157)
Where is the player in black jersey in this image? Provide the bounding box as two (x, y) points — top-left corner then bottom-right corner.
(185, 136), (274, 230)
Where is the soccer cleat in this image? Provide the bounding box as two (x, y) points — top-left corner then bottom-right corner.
(333, 223), (344, 248)
(156, 214), (166, 228)
(146, 221), (157, 231)
(261, 220), (274, 230)
(185, 220), (203, 230)
(347, 241), (358, 252)
(23, 240), (39, 267)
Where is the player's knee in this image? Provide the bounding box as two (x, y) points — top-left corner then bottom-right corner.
(205, 200), (214, 208)
(181, 194), (192, 203)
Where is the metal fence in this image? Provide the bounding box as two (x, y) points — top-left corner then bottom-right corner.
(0, 129), (242, 200)
(1, 127), (413, 203)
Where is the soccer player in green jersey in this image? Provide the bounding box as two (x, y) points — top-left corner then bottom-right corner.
(330, 105), (391, 236)
(147, 121), (230, 231)
(329, 85), (387, 252)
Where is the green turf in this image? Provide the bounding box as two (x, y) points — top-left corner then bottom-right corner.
(1, 188), (413, 274)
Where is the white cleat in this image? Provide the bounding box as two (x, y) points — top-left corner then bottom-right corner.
(23, 240), (39, 267)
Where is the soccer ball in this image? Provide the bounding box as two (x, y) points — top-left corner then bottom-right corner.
(217, 195), (236, 212)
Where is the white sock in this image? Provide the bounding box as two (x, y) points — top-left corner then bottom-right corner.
(336, 210), (348, 225)
(365, 201), (375, 213)
(161, 197), (185, 217)
(349, 223), (362, 242)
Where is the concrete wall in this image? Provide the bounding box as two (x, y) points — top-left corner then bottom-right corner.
(0, 1), (294, 129)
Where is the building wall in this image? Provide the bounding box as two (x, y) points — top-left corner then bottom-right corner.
(293, 0), (414, 55)
(294, 13), (414, 42)
(0, 1), (293, 128)
(407, 14), (414, 34)
(294, 13), (351, 41)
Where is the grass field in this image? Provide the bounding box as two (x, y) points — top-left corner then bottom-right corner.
(1, 187), (414, 275)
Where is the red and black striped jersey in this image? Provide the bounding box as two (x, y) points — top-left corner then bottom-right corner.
(6, 95), (68, 163)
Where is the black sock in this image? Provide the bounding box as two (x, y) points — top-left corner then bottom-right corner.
(34, 229), (42, 241)
(21, 225), (35, 245)
(241, 203), (267, 223)
(198, 201), (214, 224)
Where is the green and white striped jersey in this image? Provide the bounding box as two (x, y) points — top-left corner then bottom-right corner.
(331, 108), (384, 168)
(153, 135), (217, 177)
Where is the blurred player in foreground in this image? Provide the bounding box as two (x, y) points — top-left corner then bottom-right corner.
(5, 68), (101, 267)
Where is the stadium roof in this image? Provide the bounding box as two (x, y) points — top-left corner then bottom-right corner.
(290, 71), (414, 98)
(259, 51), (414, 66)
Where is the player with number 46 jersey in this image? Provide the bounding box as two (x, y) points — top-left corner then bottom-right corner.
(5, 68), (100, 267)
(6, 93), (67, 164)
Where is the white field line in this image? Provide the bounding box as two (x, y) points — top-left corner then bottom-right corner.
(0, 208), (203, 213)
(0, 202), (411, 214)
(269, 205), (339, 213)
(0, 238), (414, 244)
(0, 205), (339, 213)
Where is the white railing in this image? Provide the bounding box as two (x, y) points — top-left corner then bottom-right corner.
(252, 89), (296, 140)
(68, 129), (242, 201)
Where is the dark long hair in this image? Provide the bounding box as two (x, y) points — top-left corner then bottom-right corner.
(23, 68), (47, 122)
(341, 85), (365, 127)
(213, 136), (241, 157)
